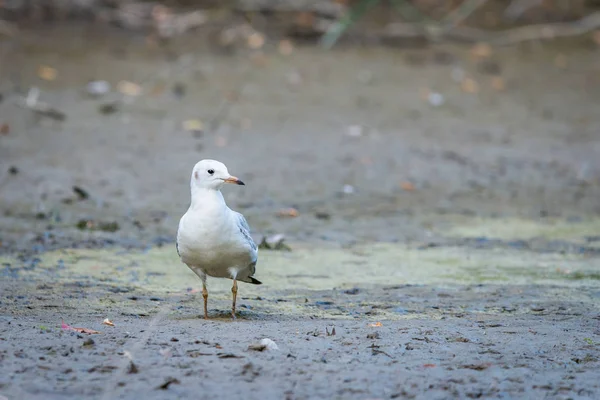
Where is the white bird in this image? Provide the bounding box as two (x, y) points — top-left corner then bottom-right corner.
(176, 159), (261, 319)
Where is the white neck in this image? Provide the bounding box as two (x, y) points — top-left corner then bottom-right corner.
(190, 186), (225, 210)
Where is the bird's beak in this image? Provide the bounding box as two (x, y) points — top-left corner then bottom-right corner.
(223, 176), (245, 185)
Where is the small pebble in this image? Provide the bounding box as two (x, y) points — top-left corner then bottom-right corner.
(86, 80), (110, 96)
(428, 92), (444, 107)
(342, 184), (355, 194)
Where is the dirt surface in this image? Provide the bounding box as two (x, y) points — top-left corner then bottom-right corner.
(1, 24), (600, 399)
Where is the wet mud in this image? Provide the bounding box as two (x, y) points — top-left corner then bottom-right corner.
(1, 24), (600, 399)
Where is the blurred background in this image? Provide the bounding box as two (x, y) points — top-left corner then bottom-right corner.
(0, 0), (599, 254)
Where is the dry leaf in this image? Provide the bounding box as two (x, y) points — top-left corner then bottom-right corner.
(61, 320), (101, 334)
(117, 80), (142, 96)
(461, 78), (479, 94)
(278, 39), (294, 56)
(470, 43), (492, 59)
(369, 322), (383, 327)
(183, 119), (203, 132)
(295, 11), (315, 28)
(102, 318), (115, 327)
(423, 363), (436, 368)
(0, 123), (9, 135)
(400, 182), (415, 191)
(250, 51), (268, 67)
(277, 208), (299, 218)
(247, 32), (265, 49)
(38, 65), (57, 81)
(491, 76), (505, 91)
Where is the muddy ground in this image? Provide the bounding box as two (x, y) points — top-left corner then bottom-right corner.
(1, 23), (600, 399)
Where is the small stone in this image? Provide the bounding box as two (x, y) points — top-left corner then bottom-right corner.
(86, 80), (110, 96)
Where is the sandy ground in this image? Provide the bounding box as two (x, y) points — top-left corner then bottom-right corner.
(1, 24), (600, 399)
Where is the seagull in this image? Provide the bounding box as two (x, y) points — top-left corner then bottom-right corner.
(176, 159), (261, 319)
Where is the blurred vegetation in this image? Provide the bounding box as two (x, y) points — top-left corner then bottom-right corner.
(1, 0), (600, 47)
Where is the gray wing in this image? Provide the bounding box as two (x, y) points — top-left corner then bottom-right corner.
(235, 211), (257, 254)
(234, 212), (262, 284)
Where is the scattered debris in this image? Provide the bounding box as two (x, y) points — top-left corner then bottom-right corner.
(461, 78), (479, 94)
(326, 327), (336, 336)
(278, 39), (294, 55)
(102, 318), (115, 327)
(217, 353), (244, 359)
(448, 336), (470, 343)
(342, 184), (355, 194)
(400, 182), (415, 191)
(240, 362), (261, 382)
(159, 348), (172, 358)
(367, 332), (380, 339)
(247, 32), (265, 49)
(314, 211), (331, 220)
(156, 377), (180, 390)
(117, 80), (142, 96)
(343, 288), (360, 295)
(72, 186), (90, 200)
(37, 65), (57, 81)
(248, 338), (279, 351)
(98, 102), (120, 115)
(427, 92), (445, 107)
(346, 125), (363, 137)
(61, 321), (101, 335)
(183, 119), (203, 136)
(369, 343), (393, 358)
(369, 322), (383, 327)
(8, 166), (19, 175)
(86, 80), (111, 97)
(460, 363), (492, 371)
(307, 329), (321, 337)
(18, 87), (66, 121)
(172, 83), (186, 99)
(82, 338), (95, 347)
(471, 43), (492, 58)
(258, 234), (291, 251)
(127, 361), (139, 374)
(277, 208), (299, 218)
(0, 123), (9, 135)
(76, 219), (120, 232)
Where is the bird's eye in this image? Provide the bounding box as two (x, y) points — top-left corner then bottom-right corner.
(207, 169), (214, 175)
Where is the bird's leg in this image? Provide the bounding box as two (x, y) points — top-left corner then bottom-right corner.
(202, 281), (209, 320)
(231, 279), (238, 320)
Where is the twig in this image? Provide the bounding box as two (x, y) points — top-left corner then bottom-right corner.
(99, 302), (173, 400)
(440, 0), (488, 29)
(353, 11), (600, 45)
(17, 87), (67, 121)
(320, 0), (381, 49)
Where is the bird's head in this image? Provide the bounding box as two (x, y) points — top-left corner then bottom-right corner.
(190, 159), (244, 191)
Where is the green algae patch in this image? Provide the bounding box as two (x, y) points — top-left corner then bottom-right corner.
(439, 216), (600, 244)
(2, 242), (599, 295)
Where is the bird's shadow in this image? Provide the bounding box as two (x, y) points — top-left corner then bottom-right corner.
(174, 308), (262, 321)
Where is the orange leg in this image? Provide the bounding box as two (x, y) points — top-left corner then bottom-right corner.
(202, 282), (209, 320)
(231, 279), (238, 320)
